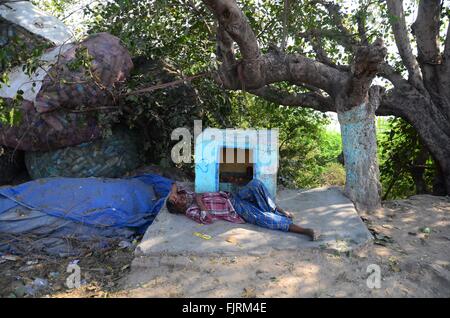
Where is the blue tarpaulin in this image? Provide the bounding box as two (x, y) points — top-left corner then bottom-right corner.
(0, 174), (174, 255)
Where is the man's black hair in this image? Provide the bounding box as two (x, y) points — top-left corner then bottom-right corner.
(166, 198), (180, 214)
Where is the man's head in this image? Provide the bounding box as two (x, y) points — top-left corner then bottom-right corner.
(166, 189), (188, 214)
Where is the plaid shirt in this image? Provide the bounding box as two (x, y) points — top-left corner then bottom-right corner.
(184, 191), (245, 225)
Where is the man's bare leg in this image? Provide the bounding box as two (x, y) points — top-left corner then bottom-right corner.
(288, 224), (320, 241)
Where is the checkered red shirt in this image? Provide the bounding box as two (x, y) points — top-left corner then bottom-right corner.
(185, 191), (246, 225)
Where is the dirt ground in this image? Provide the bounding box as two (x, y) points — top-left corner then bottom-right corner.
(118, 194), (450, 298)
(1, 194), (449, 298)
(0, 240), (135, 298)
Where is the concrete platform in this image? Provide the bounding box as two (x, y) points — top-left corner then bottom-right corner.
(135, 186), (373, 257)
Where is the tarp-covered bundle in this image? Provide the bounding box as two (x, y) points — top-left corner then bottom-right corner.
(25, 127), (142, 179)
(0, 32), (133, 151)
(0, 174), (174, 255)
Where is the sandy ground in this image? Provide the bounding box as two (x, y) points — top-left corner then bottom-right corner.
(117, 194), (450, 298)
(1, 194), (449, 298)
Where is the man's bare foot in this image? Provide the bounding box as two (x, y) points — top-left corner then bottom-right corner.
(305, 229), (321, 241)
(288, 224), (319, 240)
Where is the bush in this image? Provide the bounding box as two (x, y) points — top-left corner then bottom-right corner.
(319, 162), (346, 186)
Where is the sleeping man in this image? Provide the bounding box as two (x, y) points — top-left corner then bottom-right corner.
(166, 178), (320, 241)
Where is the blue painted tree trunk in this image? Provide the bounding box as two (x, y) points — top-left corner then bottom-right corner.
(338, 102), (381, 212)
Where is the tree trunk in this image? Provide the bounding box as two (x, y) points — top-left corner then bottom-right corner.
(338, 101), (381, 212)
(404, 98), (450, 196)
(432, 165), (448, 196)
(430, 145), (450, 195)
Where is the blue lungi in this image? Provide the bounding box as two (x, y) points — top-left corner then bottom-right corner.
(230, 179), (292, 232)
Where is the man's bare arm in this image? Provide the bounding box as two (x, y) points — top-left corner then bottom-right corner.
(195, 194), (208, 211)
(276, 205), (294, 219)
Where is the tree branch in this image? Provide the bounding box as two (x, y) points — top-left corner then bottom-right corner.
(386, 0), (425, 91)
(356, 10), (368, 45)
(203, 0), (347, 95)
(377, 62), (409, 88)
(377, 88), (407, 117)
(216, 28), (236, 65)
(249, 86), (335, 112)
(251, 83), (410, 120)
(281, 0), (290, 51)
(298, 30), (350, 71)
(411, 0), (441, 65)
(202, 0), (260, 61)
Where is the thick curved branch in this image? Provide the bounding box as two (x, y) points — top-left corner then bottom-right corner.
(251, 83), (412, 120)
(411, 0), (441, 65)
(203, 0), (406, 121)
(249, 86), (335, 112)
(203, 0), (267, 88)
(386, 0), (425, 91)
(377, 62), (409, 88)
(203, 0), (260, 61)
(251, 83), (410, 121)
(216, 28), (236, 65)
(213, 50), (346, 95)
(204, 0), (346, 95)
(376, 87), (409, 117)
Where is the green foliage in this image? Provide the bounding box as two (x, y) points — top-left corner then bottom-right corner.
(83, 0), (233, 165)
(84, 0), (215, 73)
(319, 162), (346, 187)
(79, 0), (443, 195)
(0, 22), (52, 125)
(25, 0), (344, 187)
(378, 117), (436, 200)
(121, 59), (203, 164)
(0, 30), (51, 85)
(66, 46), (94, 73)
(11, 0), (438, 197)
(224, 91), (343, 188)
(0, 91), (24, 126)
(31, 0), (71, 18)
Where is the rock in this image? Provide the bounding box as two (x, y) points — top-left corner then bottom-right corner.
(118, 240), (134, 249)
(420, 227), (431, 234)
(11, 281), (27, 298)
